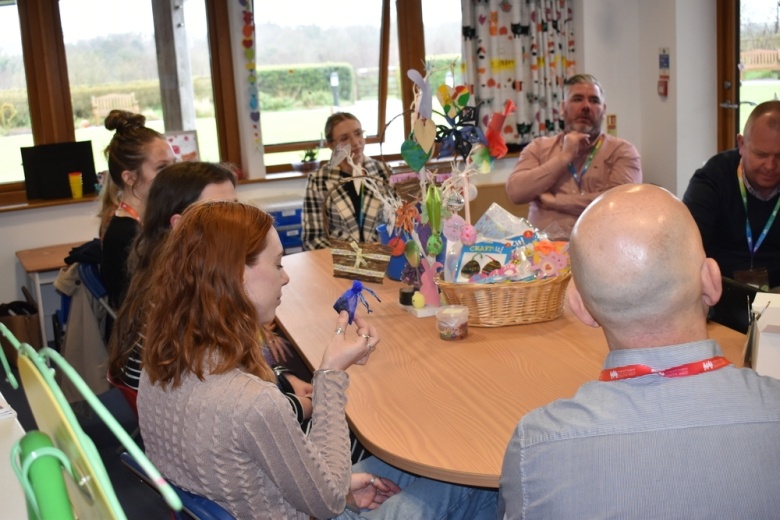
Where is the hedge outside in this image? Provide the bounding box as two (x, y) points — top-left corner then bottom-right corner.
(258, 62), (354, 103)
(0, 56), (458, 131)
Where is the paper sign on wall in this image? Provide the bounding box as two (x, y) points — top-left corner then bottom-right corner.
(165, 130), (200, 162)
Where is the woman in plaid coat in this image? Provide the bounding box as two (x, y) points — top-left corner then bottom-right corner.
(303, 113), (395, 250)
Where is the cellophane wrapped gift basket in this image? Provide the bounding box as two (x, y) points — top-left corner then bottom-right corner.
(435, 202), (571, 327)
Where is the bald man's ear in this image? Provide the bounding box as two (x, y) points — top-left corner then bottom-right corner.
(700, 258), (722, 308)
(567, 279), (600, 328)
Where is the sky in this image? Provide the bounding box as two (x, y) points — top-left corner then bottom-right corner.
(0, 0), (460, 57)
(742, 0), (779, 26)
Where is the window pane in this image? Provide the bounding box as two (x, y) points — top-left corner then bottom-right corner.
(60, 0), (160, 172)
(371, 2), (403, 162)
(0, 2), (33, 184)
(183, 0), (218, 163)
(255, 0), (400, 166)
(60, 0), (216, 170)
(422, 0), (463, 89)
(739, 0), (780, 132)
(422, 0), (463, 140)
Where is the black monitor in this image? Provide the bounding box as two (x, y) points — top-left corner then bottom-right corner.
(21, 141), (98, 200)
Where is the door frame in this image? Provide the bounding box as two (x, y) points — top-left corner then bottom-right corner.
(717, 0), (739, 151)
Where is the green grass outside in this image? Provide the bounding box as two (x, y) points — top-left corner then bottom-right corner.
(739, 80), (780, 133)
(0, 109), (333, 184)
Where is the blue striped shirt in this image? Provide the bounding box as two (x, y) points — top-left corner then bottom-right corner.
(499, 340), (780, 519)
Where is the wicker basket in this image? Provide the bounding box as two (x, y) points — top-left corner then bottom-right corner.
(435, 271), (572, 327)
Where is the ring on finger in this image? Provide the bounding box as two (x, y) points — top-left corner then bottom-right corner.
(369, 476), (376, 485)
(360, 333), (370, 339)
(335, 326), (344, 335)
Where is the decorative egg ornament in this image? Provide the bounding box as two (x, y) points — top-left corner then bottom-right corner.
(446, 192), (466, 212)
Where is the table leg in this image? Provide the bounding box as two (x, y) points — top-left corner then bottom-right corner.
(27, 272), (47, 346)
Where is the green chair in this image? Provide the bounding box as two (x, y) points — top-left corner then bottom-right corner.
(1, 323), (182, 519)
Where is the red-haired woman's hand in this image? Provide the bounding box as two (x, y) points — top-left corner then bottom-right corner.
(319, 311), (380, 371)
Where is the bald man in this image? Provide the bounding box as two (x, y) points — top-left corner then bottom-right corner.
(498, 184), (780, 520)
(684, 100), (780, 290)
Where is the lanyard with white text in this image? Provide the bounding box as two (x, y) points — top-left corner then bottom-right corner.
(737, 163), (780, 264)
(599, 356), (731, 382)
(567, 134), (605, 189)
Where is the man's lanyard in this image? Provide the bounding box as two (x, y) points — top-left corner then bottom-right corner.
(599, 356), (731, 382)
(118, 201), (141, 222)
(737, 163), (780, 264)
(567, 134), (605, 189)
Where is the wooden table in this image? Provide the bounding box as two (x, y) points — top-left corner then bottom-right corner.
(276, 249), (748, 488)
(16, 241), (85, 343)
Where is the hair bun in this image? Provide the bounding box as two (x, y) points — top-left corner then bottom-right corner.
(104, 110), (147, 133)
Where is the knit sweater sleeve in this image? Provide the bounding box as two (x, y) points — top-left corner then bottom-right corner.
(236, 369), (352, 519)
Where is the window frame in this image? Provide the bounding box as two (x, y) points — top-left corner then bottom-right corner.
(7, 0), (428, 204)
(716, 0), (739, 151)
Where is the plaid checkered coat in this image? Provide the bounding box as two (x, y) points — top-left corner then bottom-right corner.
(303, 158), (393, 250)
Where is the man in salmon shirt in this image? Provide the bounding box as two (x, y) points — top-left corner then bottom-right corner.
(505, 74), (642, 239)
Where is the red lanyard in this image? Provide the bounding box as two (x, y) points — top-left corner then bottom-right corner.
(599, 356), (731, 382)
(118, 201), (141, 222)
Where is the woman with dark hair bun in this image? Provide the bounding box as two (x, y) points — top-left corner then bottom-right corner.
(100, 110), (175, 310)
(108, 161), (238, 391)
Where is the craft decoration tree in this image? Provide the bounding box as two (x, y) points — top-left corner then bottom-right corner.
(389, 60), (515, 307)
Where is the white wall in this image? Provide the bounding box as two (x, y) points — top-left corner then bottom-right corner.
(0, 0), (721, 333)
(577, 0), (717, 195)
(674, 0), (718, 196)
(576, 0), (642, 151)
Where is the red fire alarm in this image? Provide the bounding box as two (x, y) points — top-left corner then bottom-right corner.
(657, 80), (668, 97)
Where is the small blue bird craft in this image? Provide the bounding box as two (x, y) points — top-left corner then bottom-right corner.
(333, 280), (381, 324)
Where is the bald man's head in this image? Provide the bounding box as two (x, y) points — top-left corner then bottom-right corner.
(569, 184), (719, 344)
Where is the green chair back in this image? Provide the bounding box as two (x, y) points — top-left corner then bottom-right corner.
(12, 430), (74, 520)
(0, 323), (182, 519)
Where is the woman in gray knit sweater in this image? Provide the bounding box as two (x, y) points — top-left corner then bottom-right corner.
(137, 201), (497, 519)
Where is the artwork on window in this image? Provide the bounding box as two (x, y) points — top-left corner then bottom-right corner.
(165, 130), (200, 162)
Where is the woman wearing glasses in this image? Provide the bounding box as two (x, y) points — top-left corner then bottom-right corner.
(303, 112), (397, 251)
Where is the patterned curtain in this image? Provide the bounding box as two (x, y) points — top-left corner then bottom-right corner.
(461, 0), (576, 150)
